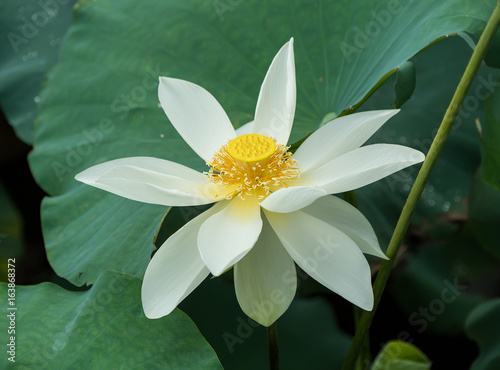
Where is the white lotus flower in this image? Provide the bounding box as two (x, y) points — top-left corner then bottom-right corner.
(75, 38), (424, 326)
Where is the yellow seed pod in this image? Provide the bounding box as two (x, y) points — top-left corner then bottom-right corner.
(227, 134), (276, 163)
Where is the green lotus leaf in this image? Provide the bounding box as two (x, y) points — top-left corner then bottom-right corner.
(0, 0), (77, 144)
(0, 271), (222, 369)
(28, 0), (497, 286)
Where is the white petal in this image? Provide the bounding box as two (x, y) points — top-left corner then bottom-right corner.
(141, 207), (215, 319)
(259, 186), (327, 213)
(75, 157), (218, 207)
(235, 120), (254, 136)
(302, 196), (387, 259)
(294, 110), (400, 172)
(158, 77), (236, 161)
(265, 210), (374, 310)
(198, 196), (263, 276)
(253, 38), (296, 145)
(298, 144), (425, 194)
(234, 217), (296, 326)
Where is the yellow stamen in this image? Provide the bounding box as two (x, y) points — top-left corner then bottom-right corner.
(227, 134), (276, 163)
(206, 136), (300, 200)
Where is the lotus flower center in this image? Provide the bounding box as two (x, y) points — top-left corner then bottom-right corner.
(206, 134), (300, 200)
(227, 134), (276, 163)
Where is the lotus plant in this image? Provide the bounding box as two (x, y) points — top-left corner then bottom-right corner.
(76, 38), (424, 326)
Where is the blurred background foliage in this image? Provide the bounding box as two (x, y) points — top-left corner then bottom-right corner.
(1, 0), (500, 369)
